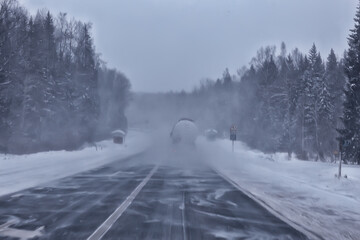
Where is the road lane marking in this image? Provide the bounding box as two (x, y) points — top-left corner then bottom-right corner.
(109, 170), (134, 177)
(87, 165), (159, 240)
(181, 192), (187, 240)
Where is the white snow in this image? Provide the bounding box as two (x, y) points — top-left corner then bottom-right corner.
(198, 137), (360, 240)
(112, 129), (126, 137)
(0, 130), (150, 197)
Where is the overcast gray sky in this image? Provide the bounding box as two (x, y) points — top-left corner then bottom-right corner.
(19, 0), (357, 92)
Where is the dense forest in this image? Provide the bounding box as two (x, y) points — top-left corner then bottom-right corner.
(148, 34), (357, 163)
(0, 0), (131, 153)
(200, 43), (346, 161)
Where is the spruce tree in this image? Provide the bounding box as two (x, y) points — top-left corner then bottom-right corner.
(0, 1), (13, 148)
(325, 49), (345, 159)
(222, 68), (232, 88)
(276, 53), (297, 157)
(303, 44), (317, 155)
(74, 23), (99, 143)
(339, 1), (360, 164)
(318, 74), (333, 159)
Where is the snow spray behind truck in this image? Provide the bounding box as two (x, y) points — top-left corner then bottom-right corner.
(170, 118), (198, 145)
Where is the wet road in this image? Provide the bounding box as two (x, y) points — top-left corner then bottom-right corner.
(0, 153), (308, 240)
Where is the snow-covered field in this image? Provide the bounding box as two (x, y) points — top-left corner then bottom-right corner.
(0, 131), (150, 197)
(198, 137), (360, 240)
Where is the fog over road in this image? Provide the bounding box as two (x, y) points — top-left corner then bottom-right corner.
(0, 149), (308, 240)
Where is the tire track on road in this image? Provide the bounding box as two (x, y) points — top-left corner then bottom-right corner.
(87, 165), (159, 240)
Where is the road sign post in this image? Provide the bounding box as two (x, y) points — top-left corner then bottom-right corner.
(339, 140), (350, 179)
(230, 126), (237, 153)
(339, 140), (342, 178)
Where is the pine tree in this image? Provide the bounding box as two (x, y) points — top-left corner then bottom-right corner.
(280, 54), (298, 158)
(257, 55), (279, 152)
(2, 2), (30, 151)
(302, 44), (326, 158)
(0, 1), (12, 147)
(318, 74), (333, 159)
(259, 55), (278, 86)
(339, 1), (360, 164)
(44, 11), (57, 73)
(222, 68), (231, 85)
(21, 14), (45, 146)
(303, 45), (317, 155)
(324, 49), (345, 159)
(73, 23), (99, 143)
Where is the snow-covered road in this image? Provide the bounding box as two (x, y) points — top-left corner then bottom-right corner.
(1, 130), (358, 239)
(0, 153), (308, 240)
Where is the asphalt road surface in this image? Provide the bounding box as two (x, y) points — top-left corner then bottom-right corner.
(0, 152), (309, 240)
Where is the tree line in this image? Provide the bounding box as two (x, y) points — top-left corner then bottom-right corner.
(0, 0), (130, 153)
(164, 21), (360, 163)
(160, 41), (346, 162)
(235, 43), (344, 161)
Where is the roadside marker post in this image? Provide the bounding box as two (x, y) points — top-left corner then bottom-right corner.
(339, 142), (342, 179)
(230, 125), (237, 153)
